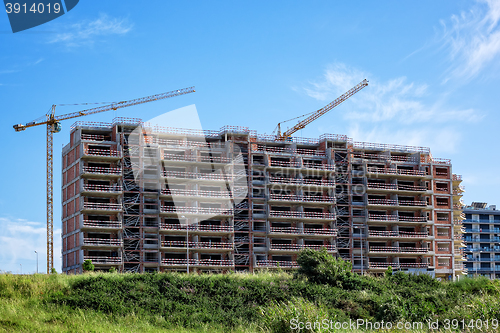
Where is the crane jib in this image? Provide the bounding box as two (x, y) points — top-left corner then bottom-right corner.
(12, 85), (195, 273)
(277, 79), (368, 141)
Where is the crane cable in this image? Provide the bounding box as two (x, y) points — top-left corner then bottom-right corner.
(272, 110), (317, 135)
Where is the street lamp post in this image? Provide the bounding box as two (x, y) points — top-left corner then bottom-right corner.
(34, 251), (38, 274)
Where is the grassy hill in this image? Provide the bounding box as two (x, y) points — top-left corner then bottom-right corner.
(1, 269), (499, 332)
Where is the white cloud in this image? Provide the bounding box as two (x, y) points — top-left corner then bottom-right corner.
(303, 63), (482, 125)
(440, 0), (500, 81)
(48, 13), (133, 48)
(0, 217), (61, 273)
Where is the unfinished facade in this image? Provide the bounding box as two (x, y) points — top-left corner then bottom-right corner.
(61, 117), (465, 279)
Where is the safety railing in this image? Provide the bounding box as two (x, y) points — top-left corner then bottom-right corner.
(84, 149), (120, 157)
(268, 177), (335, 186)
(269, 244), (336, 251)
(302, 163), (335, 170)
(368, 262), (430, 269)
(368, 230), (428, 238)
(398, 200), (427, 206)
(369, 246), (429, 253)
(82, 166), (122, 175)
(83, 202), (122, 211)
(83, 238), (122, 246)
(82, 184), (122, 192)
(255, 260), (299, 268)
(161, 259), (234, 266)
(161, 206), (233, 215)
(269, 227), (337, 236)
(368, 199), (398, 206)
(366, 167), (426, 176)
(161, 189), (231, 198)
(163, 170), (233, 181)
(82, 220), (122, 228)
(83, 256), (122, 264)
(160, 224), (234, 232)
(268, 194), (334, 202)
(269, 211), (335, 219)
(163, 153), (231, 163)
(81, 134), (110, 141)
(269, 160), (298, 168)
(160, 241), (233, 249)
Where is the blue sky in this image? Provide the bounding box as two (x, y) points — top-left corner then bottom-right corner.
(1, 1), (499, 273)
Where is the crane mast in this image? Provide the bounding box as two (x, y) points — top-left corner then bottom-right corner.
(276, 79), (368, 141)
(14, 87), (195, 273)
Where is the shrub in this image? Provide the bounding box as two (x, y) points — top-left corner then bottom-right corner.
(51, 268), (57, 274)
(296, 248), (361, 289)
(385, 266), (393, 278)
(82, 260), (94, 272)
(109, 267), (117, 273)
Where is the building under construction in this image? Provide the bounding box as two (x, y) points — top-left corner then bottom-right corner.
(61, 117), (465, 279)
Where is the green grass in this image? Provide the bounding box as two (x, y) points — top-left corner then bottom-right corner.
(1, 271), (499, 332)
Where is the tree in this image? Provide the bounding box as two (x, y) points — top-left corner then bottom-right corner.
(82, 259), (94, 272)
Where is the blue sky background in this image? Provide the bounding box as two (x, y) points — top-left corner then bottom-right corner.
(1, 0), (499, 273)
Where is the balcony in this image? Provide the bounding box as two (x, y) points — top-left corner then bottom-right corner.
(268, 177), (335, 187)
(466, 257), (500, 262)
(269, 244), (336, 252)
(269, 227), (337, 236)
(366, 167), (426, 177)
(84, 149), (120, 158)
(162, 170), (233, 182)
(82, 220), (122, 229)
(161, 189), (231, 199)
(464, 228), (500, 233)
(268, 211), (335, 220)
(161, 259), (234, 267)
(82, 184), (122, 193)
(367, 230), (428, 239)
(255, 260), (299, 268)
(369, 246), (429, 254)
(82, 166), (121, 175)
(83, 256), (122, 264)
(160, 241), (233, 250)
(82, 202), (121, 211)
(160, 224), (234, 233)
(464, 247), (500, 252)
(268, 194), (334, 203)
(368, 262), (430, 269)
(161, 206), (233, 216)
(83, 238), (122, 247)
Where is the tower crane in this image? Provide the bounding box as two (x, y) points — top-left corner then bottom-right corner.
(275, 79), (368, 141)
(13, 87), (195, 273)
